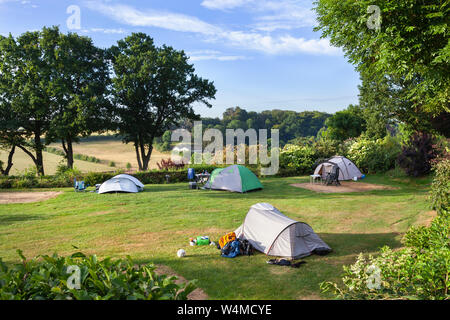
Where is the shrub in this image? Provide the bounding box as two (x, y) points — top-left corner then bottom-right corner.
(397, 132), (439, 177)
(279, 144), (317, 174)
(157, 158), (186, 171)
(321, 212), (450, 300)
(346, 135), (401, 173)
(320, 170), (450, 300)
(109, 161), (116, 167)
(430, 159), (450, 215)
(0, 250), (196, 300)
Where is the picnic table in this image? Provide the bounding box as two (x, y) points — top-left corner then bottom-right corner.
(310, 174), (322, 185)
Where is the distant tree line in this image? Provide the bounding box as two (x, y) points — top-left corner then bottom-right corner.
(156, 106), (331, 150)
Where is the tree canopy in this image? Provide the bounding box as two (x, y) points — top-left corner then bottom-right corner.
(108, 33), (217, 170)
(314, 0), (450, 136)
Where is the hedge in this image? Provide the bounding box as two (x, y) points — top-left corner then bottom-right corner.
(0, 164), (293, 189)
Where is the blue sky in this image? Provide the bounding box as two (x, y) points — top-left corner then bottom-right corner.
(0, 0), (361, 118)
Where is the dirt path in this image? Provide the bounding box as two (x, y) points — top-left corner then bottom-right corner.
(290, 181), (397, 193)
(0, 191), (62, 204)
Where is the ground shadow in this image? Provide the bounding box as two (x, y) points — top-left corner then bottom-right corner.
(0, 213), (44, 226)
(133, 232), (404, 299)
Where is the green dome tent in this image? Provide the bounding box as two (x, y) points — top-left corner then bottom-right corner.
(204, 165), (263, 193)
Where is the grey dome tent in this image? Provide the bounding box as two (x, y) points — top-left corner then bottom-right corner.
(235, 203), (331, 259)
(98, 177), (141, 194)
(113, 174), (144, 191)
(314, 156), (363, 181)
(204, 165), (262, 193)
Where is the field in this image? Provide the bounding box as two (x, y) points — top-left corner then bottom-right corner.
(0, 174), (434, 300)
(0, 148), (113, 175)
(0, 139), (170, 175)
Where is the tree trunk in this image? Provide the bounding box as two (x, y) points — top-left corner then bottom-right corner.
(0, 145), (15, 176)
(62, 137), (74, 169)
(134, 142), (143, 171)
(134, 135), (153, 172)
(141, 144), (153, 171)
(34, 126), (45, 176)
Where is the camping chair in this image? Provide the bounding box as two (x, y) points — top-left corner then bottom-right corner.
(74, 178), (89, 192)
(325, 165), (341, 186)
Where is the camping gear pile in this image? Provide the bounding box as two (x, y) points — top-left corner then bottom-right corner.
(217, 232), (254, 258)
(97, 174), (144, 194)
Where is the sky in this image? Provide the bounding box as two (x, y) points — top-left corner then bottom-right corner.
(0, 0), (361, 118)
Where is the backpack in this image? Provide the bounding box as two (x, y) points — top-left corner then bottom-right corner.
(219, 232), (236, 249)
(239, 239), (254, 256)
(221, 240), (241, 258)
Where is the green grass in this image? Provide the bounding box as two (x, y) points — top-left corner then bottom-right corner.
(0, 175), (433, 299)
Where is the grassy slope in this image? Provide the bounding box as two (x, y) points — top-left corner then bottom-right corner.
(48, 140), (169, 171)
(0, 175), (433, 299)
(0, 148), (113, 175)
(0, 140), (170, 174)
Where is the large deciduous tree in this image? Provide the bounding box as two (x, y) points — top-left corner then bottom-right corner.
(108, 33), (216, 171)
(313, 0), (450, 136)
(0, 28), (59, 175)
(322, 105), (366, 141)
(45, 31), (111, 169)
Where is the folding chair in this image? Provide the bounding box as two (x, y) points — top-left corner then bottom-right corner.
(325, 165), (341, 186)
(74, 178), (89, 192)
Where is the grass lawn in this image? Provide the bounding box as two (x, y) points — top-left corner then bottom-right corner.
(0, 175), (433, 299)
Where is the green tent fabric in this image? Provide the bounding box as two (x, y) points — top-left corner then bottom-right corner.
(204, 165), (263, 193)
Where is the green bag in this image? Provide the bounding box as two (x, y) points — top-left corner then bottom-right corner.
(196, 236), (210, 246)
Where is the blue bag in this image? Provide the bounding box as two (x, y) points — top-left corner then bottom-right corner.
(221, 240), (241, 258)
(187, 168), (195, 180)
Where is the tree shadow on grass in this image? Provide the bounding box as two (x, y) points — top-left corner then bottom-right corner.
(0, 213), (44, 226)
(134, 233), (403, 299)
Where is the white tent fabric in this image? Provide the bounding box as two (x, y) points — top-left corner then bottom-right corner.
(235, 203), (331, 259)
(98, 177), (140, 194)
(314, 156), (363, 181)
(113, 174), (144, 191)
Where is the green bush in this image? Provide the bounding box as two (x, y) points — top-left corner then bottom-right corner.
(280, 144), (317, 174)
(430, 159), (449, 215)
(320, 170), (450, 300)
(0, 250), (196, 300)
(346, 135), (401, 173)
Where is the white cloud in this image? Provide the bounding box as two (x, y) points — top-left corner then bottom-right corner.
(89, 27), (127, 34)
(85, 1), (220, 35)
(84, 1), (339, 56)
(187, 50), (248, 61)
(221, 31), (339, 55)
(201, 0), (254, 11)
